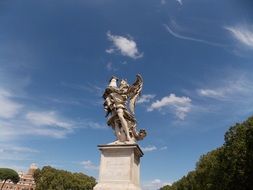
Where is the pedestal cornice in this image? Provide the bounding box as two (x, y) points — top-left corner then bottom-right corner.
(97, 143), (144, 157)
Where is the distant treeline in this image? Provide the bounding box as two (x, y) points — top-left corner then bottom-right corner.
(34, 166), (96, 190)
(161, 116), (253, 190)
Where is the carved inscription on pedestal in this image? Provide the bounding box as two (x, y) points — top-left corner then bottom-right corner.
(101, 156), (131, 181)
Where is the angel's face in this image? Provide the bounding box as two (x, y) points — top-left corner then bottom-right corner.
(120, 80), (127, 87)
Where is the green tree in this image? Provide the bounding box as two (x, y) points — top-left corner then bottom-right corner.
(160, 116), (253, 190)
(0, 168), (20, 190)
(194, 148), (226, 190)
(34, 166), (96, 190)
(221, 117), (253, 190)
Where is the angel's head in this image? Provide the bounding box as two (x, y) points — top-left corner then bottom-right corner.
(119, 79), (129, 88)
(108, 76), (118, 88)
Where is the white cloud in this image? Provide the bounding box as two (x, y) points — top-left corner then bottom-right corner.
(148, 93), (192, 120)
(176, 0), (182, 5)
(152, 179), (162, 184)
(148, 94), (191, 111)
(141, 145), (157, 152)
(137, 94), (156, 104)
(175, 106), (191, 120)
(105, 48), (114, 54)
(106, 32), (143, 59)
(81, 160), (98, 170)
(141, 145), (168, 152)
(141, 145), (168, 153)
(225, 25), (253, 48)
(0, 89), (22, 119)
(142, 179), (172, 190)
(26, 111), (73, 129)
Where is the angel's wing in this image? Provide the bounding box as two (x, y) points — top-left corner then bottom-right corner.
(128, 74), (143, 115)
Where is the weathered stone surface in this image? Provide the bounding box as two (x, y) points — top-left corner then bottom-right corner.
(93, 144), (143, 190)
(103, 74), (147, 143)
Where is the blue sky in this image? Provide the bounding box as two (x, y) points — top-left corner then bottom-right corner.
(1, 0), (253, 189)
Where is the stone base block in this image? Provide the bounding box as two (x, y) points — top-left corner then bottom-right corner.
(94, 182), (141, 190)
(93, 143), (144, 190)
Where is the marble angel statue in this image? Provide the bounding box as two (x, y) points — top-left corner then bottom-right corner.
(103, 74), (147, 143)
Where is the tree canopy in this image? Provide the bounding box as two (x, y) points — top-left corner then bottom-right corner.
(34, 166), (96, 190)
(161, 116), (253, 190)
(0, 168), (20, 190)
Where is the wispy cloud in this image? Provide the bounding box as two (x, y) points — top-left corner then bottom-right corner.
(0, 144), (38, 161)
(143, 179), (172, 190)
(160, 0), (166, 5)
(44, 97), (83, 107)
(164, 24), (224, 47)
(137, 94), (156, 104)
(61, 82), (103, 97)
(141, 145), (168, 153)
(84, 121), (107, 130)
(26, 111), (73, 129)
(105, 48), (114, 54)
(160, 146), (168, 150)
(81, 160), (99, 170)
(197, 89), (225, 99)
(225, 24), (253, 49)
(197, 76), (253, 101)
(1, 112), (106, 141)
(0, 117), (74, 140)
(106, 62), (113, 71)
(161, 0), (181, 5)
(0, 163), (28, 172)
(0, 89), (22, 119)
(106, 31), (143, 59)
(31, 128), (73, 139)
(105, 62), (118, 71)
(0, 145), (38, 154)
(142, 145), (157, 152)
(176, 0), (182, 5)
(148, 93), (192, 120)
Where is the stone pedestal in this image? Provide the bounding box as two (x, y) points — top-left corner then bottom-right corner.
(93, 144), (144, 190)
